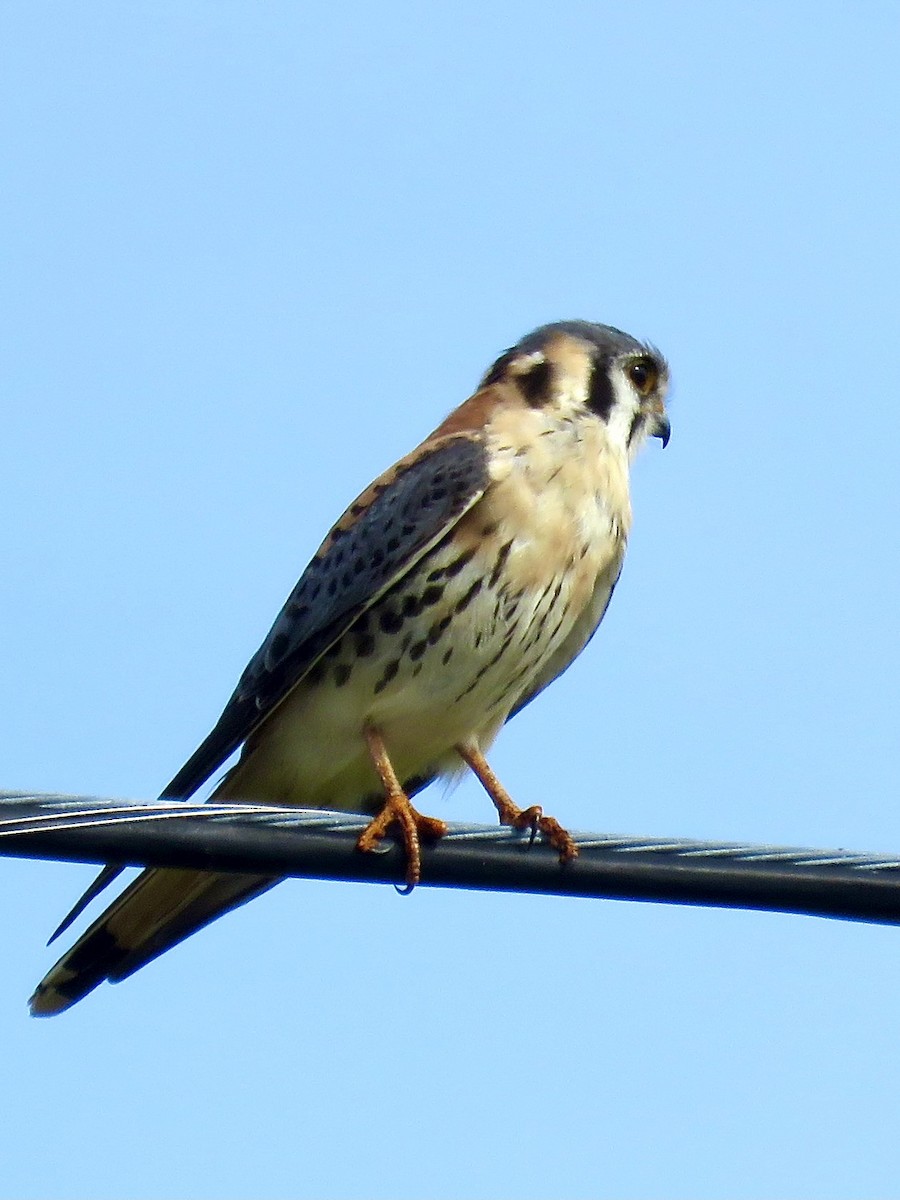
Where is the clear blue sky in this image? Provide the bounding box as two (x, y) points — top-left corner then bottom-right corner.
(3, 3), (900, 1197)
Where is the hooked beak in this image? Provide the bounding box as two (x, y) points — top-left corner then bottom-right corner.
(652, 411), (671, 448)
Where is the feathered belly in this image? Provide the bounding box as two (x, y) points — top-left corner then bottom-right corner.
(220, 453), (627, 811)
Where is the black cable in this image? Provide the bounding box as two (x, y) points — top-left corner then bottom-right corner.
(3, 791), (900, 926)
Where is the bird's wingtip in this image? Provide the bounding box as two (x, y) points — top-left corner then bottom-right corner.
(46, 863), (127, 945)
(28, 983), (72, 1018)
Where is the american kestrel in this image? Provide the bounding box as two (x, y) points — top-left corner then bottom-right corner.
(31, 320), (670, 1015)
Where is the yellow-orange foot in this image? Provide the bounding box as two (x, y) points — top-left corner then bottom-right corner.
(359, 724), (449, 888)
(356, 795), (449, 888)
(457, 740), (578, 866)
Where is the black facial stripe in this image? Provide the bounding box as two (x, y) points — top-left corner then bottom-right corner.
(586, 361), (615, 421)
(627, 410), (644, 447)
(517, 358), (553, 407)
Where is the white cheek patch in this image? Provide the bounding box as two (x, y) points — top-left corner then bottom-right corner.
(604, 368), (644, 454)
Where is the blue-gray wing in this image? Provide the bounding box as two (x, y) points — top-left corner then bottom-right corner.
(45, 433), (488, 945)
(163, 433), (488, 799)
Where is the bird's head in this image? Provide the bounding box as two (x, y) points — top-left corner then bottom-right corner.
(480, 320), (670, 460)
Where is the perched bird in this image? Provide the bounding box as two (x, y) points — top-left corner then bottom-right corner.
(30, 319), (670, 1016)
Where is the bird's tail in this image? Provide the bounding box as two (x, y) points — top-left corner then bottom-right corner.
(29, 867), (277, 1016)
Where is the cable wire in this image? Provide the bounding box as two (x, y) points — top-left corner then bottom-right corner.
(3, 791), (900, 926)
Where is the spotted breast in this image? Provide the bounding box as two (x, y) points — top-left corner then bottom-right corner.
(225, 400), (630, 812)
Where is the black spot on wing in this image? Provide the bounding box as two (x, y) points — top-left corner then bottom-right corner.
(162, 436), (488, 801)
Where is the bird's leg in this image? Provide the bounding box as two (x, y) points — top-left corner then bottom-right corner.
(457, 740), (578, 865)
(357, 724), (449, 888)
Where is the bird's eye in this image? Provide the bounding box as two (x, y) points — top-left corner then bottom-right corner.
(628, 358), (658, 396)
